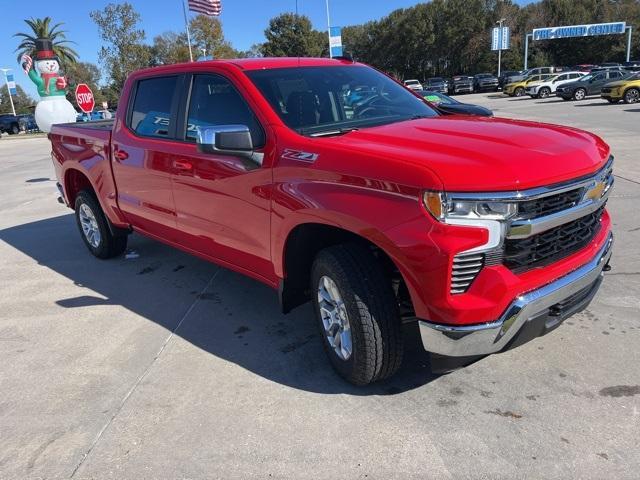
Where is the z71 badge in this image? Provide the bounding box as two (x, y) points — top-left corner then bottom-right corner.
(281, 149), (319, 163)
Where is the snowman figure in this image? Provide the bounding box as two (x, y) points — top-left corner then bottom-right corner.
(21, 38), (77, 132)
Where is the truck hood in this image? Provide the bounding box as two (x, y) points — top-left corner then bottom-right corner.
(327, 116), (609, 191)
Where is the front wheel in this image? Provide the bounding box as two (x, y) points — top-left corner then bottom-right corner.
(623, 88), (640, 104)
(514, 87), (525, 97)
(75, 190), (128, 259)
(311, 244), (403, 385)
(573, 88), (586, 101)
(539, 87), (551, 98)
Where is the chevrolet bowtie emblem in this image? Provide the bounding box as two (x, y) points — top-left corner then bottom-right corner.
(584, 180), (606, 201)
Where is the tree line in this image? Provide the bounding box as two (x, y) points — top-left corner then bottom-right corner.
(7, 0), (640, 114)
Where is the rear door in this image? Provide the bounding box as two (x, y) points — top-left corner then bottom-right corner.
(111, 75), (185, 240)
(168, 72), (275, 282)
(588, 72), (607, 94)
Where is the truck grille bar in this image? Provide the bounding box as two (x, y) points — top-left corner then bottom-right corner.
(451, 253), (485, 294)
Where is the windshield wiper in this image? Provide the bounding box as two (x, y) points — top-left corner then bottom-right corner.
(308, 127), (359, 137)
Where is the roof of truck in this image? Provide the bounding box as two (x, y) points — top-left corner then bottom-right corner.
(133, 57), (359, 77)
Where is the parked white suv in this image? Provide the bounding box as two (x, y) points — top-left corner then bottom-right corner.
(403, 79), (422, 91)
(526, 71), (586, 98)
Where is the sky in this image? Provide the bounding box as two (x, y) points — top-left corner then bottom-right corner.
(0, 0), (530, 101)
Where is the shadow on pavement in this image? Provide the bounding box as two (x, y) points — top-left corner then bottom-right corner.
(624, 108), (640, 112)
(0, 214), (438, 396)
(573, 102), (618, 107)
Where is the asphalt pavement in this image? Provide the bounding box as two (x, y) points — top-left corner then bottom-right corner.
(0, 94), (639, 479)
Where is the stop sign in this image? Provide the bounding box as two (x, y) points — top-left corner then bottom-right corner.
(75, 84), (95, 113)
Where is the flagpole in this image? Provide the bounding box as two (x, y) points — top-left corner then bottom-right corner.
(325, 0), (332, 58)
(182, 0), (194, 62)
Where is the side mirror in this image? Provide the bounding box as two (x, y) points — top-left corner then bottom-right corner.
(196, 125), (263, 167)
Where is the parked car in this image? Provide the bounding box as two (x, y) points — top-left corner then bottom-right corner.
(622, 60), (640, 72)
(504, 66), (556, 85)
(573, 64), (597, 72)
(525, 71), (586, 98)
(423, 77), (448, 93)
(0, 114), (21, 134)
(498, 70), (521, 90)
(50, 57), (614, 385)
(601, 72), (640, 103)
(403, 79), (422, 91)
(17, 114), (38, 132)
(556, 69), (631, 100)
(448, 75), (474, 95)
(598, 62), (621, 68)
(504, 74), (554, 97)
(416, 90), (493, 116)
(473, 73), (499, 92)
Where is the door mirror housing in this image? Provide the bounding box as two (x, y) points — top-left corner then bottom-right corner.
(196, 125), (263, 167)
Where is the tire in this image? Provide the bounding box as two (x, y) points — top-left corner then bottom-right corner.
(514, 87), (525, 97)
(623, 88), (640, 104)
(10, 123), (19, 135)
(573, 88), (586, 101)
(311, 244), (403, 385)
(74, 190), (127, 259)
(539, 87), (551, 98)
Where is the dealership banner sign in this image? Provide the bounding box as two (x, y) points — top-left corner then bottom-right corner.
(329, 27), (343, 57)
(533, 22), (626, 41)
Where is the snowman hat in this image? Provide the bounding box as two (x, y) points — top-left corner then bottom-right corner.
(34, 38), (58, 61)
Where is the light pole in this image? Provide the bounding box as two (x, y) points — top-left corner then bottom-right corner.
(496, 18), (506, 78)
(326, 0), (332, 58)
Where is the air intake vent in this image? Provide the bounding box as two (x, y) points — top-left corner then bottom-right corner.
(451, 252), (485, 294)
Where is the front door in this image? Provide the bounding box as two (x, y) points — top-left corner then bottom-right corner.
(170, 73), (275, 283)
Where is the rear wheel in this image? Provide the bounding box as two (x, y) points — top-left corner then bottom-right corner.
(573, 88), (586, 101)
(75, 190), (127, 259)
(311, 244), (403, 385)
(10, 123), (19, 135)
(623, 88), (640, 104)
(514, 87), (525, 97)
(538, 87), (551, 98)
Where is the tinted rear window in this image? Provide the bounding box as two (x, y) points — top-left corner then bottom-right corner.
(129, 76), (178, 138)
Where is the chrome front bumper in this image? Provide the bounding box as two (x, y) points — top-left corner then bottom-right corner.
(419, 232), (613, 357)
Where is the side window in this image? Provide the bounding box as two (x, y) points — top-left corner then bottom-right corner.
(129, 76), (178, 138)
(185, 74), (265, 147)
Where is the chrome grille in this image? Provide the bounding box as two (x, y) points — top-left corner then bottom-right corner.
(517, 188), (583, 219)
(451, 252), (485, 294)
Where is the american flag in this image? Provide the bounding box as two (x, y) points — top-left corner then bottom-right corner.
(188, 0), (222, 16)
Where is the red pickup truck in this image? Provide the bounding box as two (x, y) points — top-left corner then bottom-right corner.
(50, 58), (614, 385)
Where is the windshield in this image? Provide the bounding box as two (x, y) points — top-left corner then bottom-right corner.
(580, 73), (595, 82)
(247, 66), (437, 135)
(428, 77), (444, 83)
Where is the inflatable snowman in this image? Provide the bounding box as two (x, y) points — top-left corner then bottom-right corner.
(21, 38), (77, 132)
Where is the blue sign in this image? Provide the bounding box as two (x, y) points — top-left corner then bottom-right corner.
(6, 73), (17, 95)
(533, 22), (626, 41)
(329, 26), (343, 57)
(491, 27), (510, 51)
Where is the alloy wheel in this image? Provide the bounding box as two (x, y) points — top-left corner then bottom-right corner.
(624, 88), (639, 104)
(317, 275), (353, 361)
(79, 203), (101, 248)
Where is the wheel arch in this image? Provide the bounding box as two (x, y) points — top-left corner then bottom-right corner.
(277, 220), (414, 317)
(63, 167), (129, 237)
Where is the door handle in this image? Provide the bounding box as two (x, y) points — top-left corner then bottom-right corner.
(113, 148), (128, 161)
(173, 159), (193, 171)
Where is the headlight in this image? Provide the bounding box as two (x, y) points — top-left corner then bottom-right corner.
(422, 192), (517, 221)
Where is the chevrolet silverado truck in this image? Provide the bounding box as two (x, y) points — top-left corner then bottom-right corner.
(50, 58), (614, 385)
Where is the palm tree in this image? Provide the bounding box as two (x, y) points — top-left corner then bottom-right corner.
(14, 17), (79, 65)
